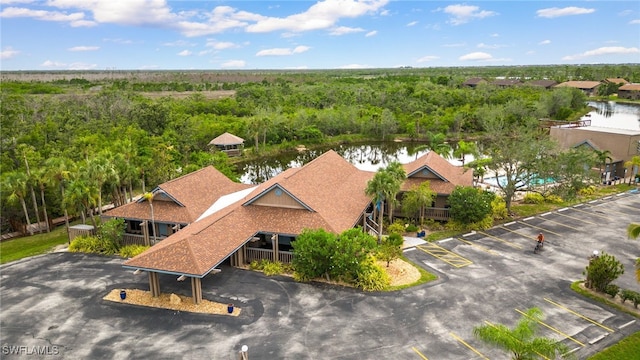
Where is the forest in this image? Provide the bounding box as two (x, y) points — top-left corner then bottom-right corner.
(1, 64), (639, 234)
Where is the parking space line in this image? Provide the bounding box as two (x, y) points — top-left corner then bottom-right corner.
(615, 202), (640, 212)
(456, 238), (500, 256)
(516, 221), (561, 236)
(538, 217), (583, 231)
(582, 204), (630, 217)
(569, 206), (613, 220)
(411, 346), (429, 360)
(543, 298), (614, 333)
(416, 243), (473, 268)
(500, 225), (538, 242)
(514, 309), (584, 346)
(477, 231), (523, 249)
(449, 332), (490, 360)
(554, 212), (597, 225)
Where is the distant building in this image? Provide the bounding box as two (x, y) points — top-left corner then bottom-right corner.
(208, 132), (245, 157)
(618, 84), (640, 100)
(554, 81), (602, 96)
(491, 79), (522, 88)
(462, 77), (487, 88)
(526, 79), (557, 89)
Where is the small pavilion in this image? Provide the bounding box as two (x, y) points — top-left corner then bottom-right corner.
(209, 132), (244, 156)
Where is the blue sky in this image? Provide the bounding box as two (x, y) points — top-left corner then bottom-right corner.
(1, 1), (639, 71)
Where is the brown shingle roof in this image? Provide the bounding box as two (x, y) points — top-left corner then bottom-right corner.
(527, 80), (557, 88)
(605, 78), (628, 84)
(105, 166), (251, 223)
(209, 132), (244, 146)
(555, 81), (601, 90)
(402, 151), (473, 194)
(124, 150), (374, 276)
(619, 84), (640, 91)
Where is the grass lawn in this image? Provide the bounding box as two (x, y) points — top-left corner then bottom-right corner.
(0, 224), (72, 264)
(587, 331), (640, 360)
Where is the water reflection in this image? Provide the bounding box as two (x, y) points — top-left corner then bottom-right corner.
(236, 142), (433, 184)
(586, 101), (640, 130)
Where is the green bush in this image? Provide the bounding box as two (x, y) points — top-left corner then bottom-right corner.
(523, 193), (545, 204)
(578, 185), (597, 196)
(68, 235), (119, 255)
(619, 289), (639, 304)
(405, 224), (419, 232)
(544, 194), (564, 204)
(604, 284), (620, 298)
(387, 221), (405, 235)
(261, 260), (284, 276)
(119, 245), (150, 258)
(467, 216), (494, 231)
(491, 196), (508, 220)
(355, 257), (389, 291)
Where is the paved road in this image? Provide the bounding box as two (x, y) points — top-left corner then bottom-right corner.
(1, 191), (639, 359)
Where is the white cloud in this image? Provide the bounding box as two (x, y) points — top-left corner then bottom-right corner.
(460, 52), (492, 61)
(246, 0), (388, 33)
(338, 63), (370, 69)
(630, 19), (640, 25)
(538, 40), (551, 45)
(329, 26), (364, 36)
(0, 6), (94, 26)
(220, 59), (246, 68)
(561, 46), (640, 61)
(536, 7), (595, 18)
(490, 33), (499, 37)
(442, 4), (497, 25)
(406, 21), (417, 27)
(68, 45), (99, 51)
(177, 50), (192, 56)
(163, 40), (195, 47)
(416, 55), (439, 63)
(0, 46), (20, 59)
(256, 45), (310, 56)
(443, 42), (466, 47)
(365, 30), (377, 37)
(205, 39), (240, 50)
(41, 60), (66, 67)
(477, 43), (504, 49)
(103, 38), (133, 44)
(67, 61), (97, 70)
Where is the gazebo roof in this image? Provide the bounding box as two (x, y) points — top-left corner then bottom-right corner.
(209, 132), (244, 146)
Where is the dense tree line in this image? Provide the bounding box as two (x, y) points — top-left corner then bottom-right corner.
(0, 64), (634, 233)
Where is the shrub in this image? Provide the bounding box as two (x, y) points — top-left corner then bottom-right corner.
(604, 284), (620, 298)
(491, 196), (508, 220)
(620, 289), (639, 304)
(544, 194), (564, 204)
(261, 260), (284, 276)
(583, 251), (624, 292)
(405, 224), (419, 232)
(523, 193), (545, 204)
(249, 260), (262, 270)
(578, 185), (597, 196)
(69, 235), (119, 255)
(355, 257), (389, 291)
(387, 221), (405, 235)
(467, 216), (494, 231)
(119, 244), (150, 258)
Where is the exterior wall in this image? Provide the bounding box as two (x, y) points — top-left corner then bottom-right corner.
(618, 90), (640, 100)
(251, 188), (305, 209)
(409, 169), (442, 180)
(550, 127), (640, 177)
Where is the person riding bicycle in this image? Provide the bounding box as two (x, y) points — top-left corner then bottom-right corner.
(537, 232), (544, 248)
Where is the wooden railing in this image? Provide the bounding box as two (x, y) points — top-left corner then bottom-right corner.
(120, 233), (165, 246)
(365, 216), (379, 236)
(424, 208), (451, 221)
(246, 247), (294, 264)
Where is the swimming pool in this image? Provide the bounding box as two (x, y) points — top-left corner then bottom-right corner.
(484, 175), (555, 188)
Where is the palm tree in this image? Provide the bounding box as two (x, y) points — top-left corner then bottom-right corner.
(17, 144), (41, 231)
(425, 131), (452, 159)
(45, 157), (75, 232)
(33, 167), (51, 232)
(384, 162), (406, 221)
(623, 155), (640, 184)
(453, 140), (478, 167)
(64, 177), (99, 228)
(628, 223), (640, 283)
(85, 153), (118, 215)
(3, 171), (33, 235)
(365, 171), (394, 241)
(402, 181), (436, 225)
(143, 192), (157, 245)
(593, 149), (612, 181)
(473, 307), (570, 360)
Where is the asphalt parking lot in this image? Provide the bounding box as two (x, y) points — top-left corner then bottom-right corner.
(1, 191), (639, 359)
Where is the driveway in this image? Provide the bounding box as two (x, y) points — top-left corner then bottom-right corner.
(1, 191), (639, 359)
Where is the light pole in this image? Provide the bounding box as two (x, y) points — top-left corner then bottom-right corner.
(239, 345), (248, 360)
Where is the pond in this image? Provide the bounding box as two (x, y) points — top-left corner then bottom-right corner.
(236, 142), (464, 184)
(586, 101), (640, 130)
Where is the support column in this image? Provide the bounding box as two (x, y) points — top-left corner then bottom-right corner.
(141, 221), (150, 246)
(272, 234), (279, 262)
(191, 277), (202, 304)
(148, 271), (160, 297)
